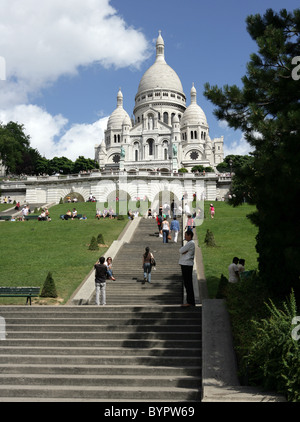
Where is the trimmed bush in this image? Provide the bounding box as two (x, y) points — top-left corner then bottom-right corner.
(97, 233), (104, 244)
(40, 272), (58, 298)
(89, 236), (99, 251)
(204, 229), (216, 247)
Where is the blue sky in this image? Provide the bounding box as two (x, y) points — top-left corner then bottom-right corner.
(0, 0), (299, 161)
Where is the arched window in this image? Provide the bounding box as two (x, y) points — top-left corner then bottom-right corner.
(163, 112), (169, 124)
(114, 135), (117, 143)
(191, 131), (194, 140)
(194, 131), (197, 139)
(147, 139), (154, 156)
(164, 148), (168, 160)
(134, 141), (139, 162)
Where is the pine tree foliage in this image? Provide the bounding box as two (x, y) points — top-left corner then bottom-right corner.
(40, 272), (58, 298)
(97, 234), (104, 244)
(204, 8), (300, 299)
(204, 229), (217, 247)
(88, 236), (99, 251)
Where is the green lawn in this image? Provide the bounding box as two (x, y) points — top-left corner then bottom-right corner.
(0, 204), (14, 212)
(196, 201), (258, 297)
(0, 203), (128, 304)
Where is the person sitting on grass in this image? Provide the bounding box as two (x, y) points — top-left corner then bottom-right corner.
(72, 208), (78, 219)
(95, 209), (102, 219)
(64, 209), (72, 220)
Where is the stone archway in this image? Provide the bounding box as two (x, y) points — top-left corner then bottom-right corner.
(64, 192), (85, 203)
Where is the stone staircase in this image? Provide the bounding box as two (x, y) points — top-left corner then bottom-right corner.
(0, 305), (201, 401)
(91, 217), (184, 305)
(0, 217), (202, 401)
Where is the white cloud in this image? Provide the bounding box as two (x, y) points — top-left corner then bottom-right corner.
(56, 118), (108, 161)
(218, 120), (229, 130)
(0, 105), (108, 160)
(0, 0), (150, 107)
(0, 0), (150, 160)
(224, 134), (254, 157)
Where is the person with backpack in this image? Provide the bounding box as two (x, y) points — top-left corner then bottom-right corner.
(156, 214), (163, 237)
(142, 247), (155, 283)
(94, 256), (108, 305)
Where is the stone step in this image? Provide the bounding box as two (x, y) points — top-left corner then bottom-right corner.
(0, 373), (201, 388)
(5, 331), (201, 340)
(0, 364), (200, 376)
(2, 338), (201, 348)
(6, 323), (200, 333)
(0, 346), (201, 357)
(0, 354), (201, 367)
(0, 385), (201, 401)
(4, 317), (199, 325)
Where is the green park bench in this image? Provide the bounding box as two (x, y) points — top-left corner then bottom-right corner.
(24, 215), (39, 220)
(0, 287), (41, 305)
(0, 215), (12, 221)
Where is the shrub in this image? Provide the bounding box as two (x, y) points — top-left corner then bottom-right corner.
(204, 229), (216, 247)
(40, 272), (58, 298)
(97, 233), (104, 244)
(89, 236), (99, 251)
(246, 290), (300, 401)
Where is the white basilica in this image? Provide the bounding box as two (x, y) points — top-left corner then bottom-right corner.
(95, 31), (224, 172)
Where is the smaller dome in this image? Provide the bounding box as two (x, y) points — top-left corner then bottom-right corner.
(181, 84), (208, 127)
(122, 114), (132, 127)
(107, 88), (131, 130)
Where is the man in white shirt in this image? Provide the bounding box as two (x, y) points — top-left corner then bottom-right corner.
(228, 257), (240, 283)
(179, 230), (195, 306)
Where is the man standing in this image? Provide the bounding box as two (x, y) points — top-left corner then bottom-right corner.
(170, 216), (180, 243)
(179, 230), (195, 307)
(94, 256), (108, 305)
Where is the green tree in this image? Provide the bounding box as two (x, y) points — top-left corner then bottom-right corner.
(35, 156), (50, 175)
(48, 156), (74, 175)
(0, 122), (31, 174)
(204, 8), (300, 299)
(73, 156), (99, 173)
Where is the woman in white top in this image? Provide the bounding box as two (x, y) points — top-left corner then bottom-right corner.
(162, 217), (170, 243)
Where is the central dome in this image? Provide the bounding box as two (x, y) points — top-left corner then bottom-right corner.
(137, 31), (184, 95)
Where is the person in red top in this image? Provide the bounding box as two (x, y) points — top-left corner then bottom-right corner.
(210, 204), (215, 219)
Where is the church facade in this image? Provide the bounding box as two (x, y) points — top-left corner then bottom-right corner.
(95, 31), (224, 172)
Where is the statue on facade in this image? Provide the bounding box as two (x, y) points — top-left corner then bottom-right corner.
(120, 145), (125, 159)
(172, 143), (177, 157)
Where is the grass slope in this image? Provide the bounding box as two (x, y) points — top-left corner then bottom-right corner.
(196, 201), (258, 297)
(0, 203), (128, 304)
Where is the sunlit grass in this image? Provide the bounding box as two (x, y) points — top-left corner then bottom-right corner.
(196, 201), (258, 297)
(0, 203), (127, 304)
